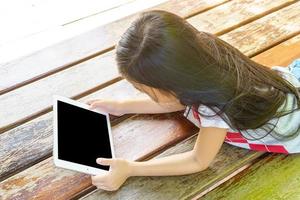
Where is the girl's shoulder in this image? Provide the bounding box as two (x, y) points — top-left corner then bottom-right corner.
(268, 66), (300, 134)
(183, 65), (300, 130)
(183, 104), (231, 129)
(197, 104), (231, 129)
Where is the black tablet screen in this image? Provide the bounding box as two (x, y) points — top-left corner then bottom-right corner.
(57, 100), (112, 171)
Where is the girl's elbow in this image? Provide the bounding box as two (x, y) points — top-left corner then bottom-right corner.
(191, 152), (211, 171)
(198, 161), (210, 171)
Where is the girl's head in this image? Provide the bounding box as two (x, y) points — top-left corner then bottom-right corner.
(115, 10), (300, 141)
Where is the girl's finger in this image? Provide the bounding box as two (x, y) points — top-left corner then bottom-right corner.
(89, 103), (103, 110)
(94, 182), (110, 190)
(86, 100), (95, 105)
(96, 184), (106, 187)
(86, 99), (102, 105)
(92, 175), (108, 182)
(96, 184), (108, 189)
(98, 186), (110, 191)
(93, 182), (108, 189)
(91, 101), (105, 108)
(89, 103), (95, 109)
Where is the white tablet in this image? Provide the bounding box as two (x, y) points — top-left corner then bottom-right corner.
(52, 95), (115, 175)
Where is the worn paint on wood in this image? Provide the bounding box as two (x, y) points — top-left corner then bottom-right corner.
(78, 33), (300, 200)
(199, 153), (300, 200)
(79, 135), (263, 200)
(0, 79), (150, 179)
(0, 114), (196, 200)
(4, 31), (300, 183)
(0, 0), (230, 134)
(1, 0), (299, 135)
(2, 0), (300, 200)
(253, 34), (300, 67)
(2, 1), (300, 198)
(2, 0), (299, 182)
(0, 0), (228, 94)
(219, 1), (300, 57)
(0, 134), (263, 200)
(2, 0), (296, 180)
(187, 0), (295, 36)
(1, 18), (300, 198)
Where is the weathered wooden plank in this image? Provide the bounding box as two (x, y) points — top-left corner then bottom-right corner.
(0, 0), (232, 181)
(0, 50), (120, 133)
(78, 36), (300, 200)
(0, 0), (133, 45)
(0, 0), (232, 134)
(0, 81), (196, 180)
(79, 136), (263, 200)
(0, 80), (150, 180)
(0, 113), (197, 200)
(1, 0), (296, 135)
(187, 0), (295, 36)
(1, 0), (298, 181)
(0, 0), (228, 94)
(218, 1), (300, 58)
(198, 153), (300, 200)
(252, 34), (300, 67)
(2, 12), (300, 200)
(0, 0), (231, 179)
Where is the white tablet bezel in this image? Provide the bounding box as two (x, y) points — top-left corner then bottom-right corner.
(53, 94), (115, 176)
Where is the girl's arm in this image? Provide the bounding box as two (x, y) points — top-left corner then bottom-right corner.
(127, 126), (228, 177)
(120, 98), (186, 114)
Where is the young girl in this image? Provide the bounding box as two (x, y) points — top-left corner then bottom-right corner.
(86, 10), (300, 191)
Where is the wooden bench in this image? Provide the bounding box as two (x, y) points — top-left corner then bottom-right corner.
(1, 0), (300, 199)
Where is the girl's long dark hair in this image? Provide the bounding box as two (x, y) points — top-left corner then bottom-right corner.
(115, 10), (300, 141)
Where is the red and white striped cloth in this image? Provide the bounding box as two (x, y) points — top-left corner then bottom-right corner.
(183, 66), (300, 154)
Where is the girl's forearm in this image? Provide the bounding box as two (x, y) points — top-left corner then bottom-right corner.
(121, 98), (185, 114)
(127, 150), (206, 177)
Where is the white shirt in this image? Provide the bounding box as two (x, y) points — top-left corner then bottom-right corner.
(183, 66), (300, 154)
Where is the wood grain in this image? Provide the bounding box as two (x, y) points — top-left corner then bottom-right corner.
(79, 135), (263, 200)
(187, 0), (295, 36)
(0, 0), (233, 133)
(252, 34), (300, 67)
(2, 6), (300, 199)
(0, 0), (228, 94)
(199, 153), (300, 200)
(1, 0), (296, 135)
(0, 80), (149, 180)
(218, 1), (300, 57)
(1, 0), (298, 181)
(79, 34), (300, 200)
(0, 0), (231, 180)
(0, 113), (197, 200)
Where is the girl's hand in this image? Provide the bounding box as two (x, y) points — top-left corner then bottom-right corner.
(86, 99), (125, 116)
(91, 158), (131, 191)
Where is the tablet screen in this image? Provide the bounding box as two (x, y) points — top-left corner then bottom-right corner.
(57, 100), (112, 171)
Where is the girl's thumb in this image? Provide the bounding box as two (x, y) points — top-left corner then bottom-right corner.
(89, 103), (99, 109)
(96, 158), (112, 166)
(89, 101), (105, 109)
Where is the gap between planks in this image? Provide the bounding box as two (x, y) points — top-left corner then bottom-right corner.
(0, 0), (230, 96)
(1, 0), (300, 198)
(2, 0), (300, 183)
(190, 153), (269, 199)
(0, 0), (232, 134)
(1, 0), (297, 135)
